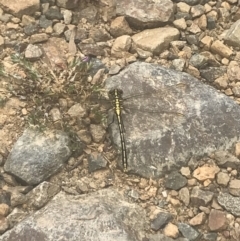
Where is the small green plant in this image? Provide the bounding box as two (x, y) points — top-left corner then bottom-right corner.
(11, 54), (42, 81)
(0, 63), (7, 77)
(1, 53), (93, 159)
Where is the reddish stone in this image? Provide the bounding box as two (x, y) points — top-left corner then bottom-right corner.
(208, 209), (227, 231)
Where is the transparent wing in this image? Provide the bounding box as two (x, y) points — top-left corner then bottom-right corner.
(118, 83), (187, 120)
(88, 84), (187, 121)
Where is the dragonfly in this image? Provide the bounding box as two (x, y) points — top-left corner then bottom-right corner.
(89, 69), (188, 173)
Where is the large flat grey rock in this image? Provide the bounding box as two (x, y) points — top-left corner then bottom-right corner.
(0, 189), (147, 241)
(105, 62), (240, 178)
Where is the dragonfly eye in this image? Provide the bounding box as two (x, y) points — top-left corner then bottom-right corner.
(108, 89), (115, 97)
(108, 88), (124, 98)
(116, 89), (123, 96)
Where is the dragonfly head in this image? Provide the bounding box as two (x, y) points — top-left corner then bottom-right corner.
(108, 88), (124, 99)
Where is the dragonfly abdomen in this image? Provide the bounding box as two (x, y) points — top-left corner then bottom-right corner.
(109, 89), (128, 172)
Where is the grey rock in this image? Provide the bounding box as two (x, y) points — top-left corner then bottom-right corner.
(78, 43), (105, 57)
(10, 192), (27, 207)
(202, 232), (218, 241)
(179, 187), (190, 206)
(76, 181), (89, 194)
(45, 7), (63, 20)
(158, 199), (168, 208)
(172, 59), (185, 72)
(89, 124), (106, 143)
(56, 0), (79, 9)
(165, 171), (187, 190)
(0, 154), (3, 166)
(190, 4), (205, 18)
(211, 150), (240, 169)
(77, 130), (92, 145)
(0, 14), (12, 23)
(217, 192), (240, 216)
(188, 157), (199, 170)
(89, 28), (111, 42)
(233, 6), (240, 21)
(25, 44), (43, 60)
(30, 33), (48, 44)
(39, 15), (52, 29)
(4, 39), (18, 48)
(105, 62), (240, 178)
(109, 64), (121, 75)
(88, 58), (108, 77)
(229, 179), (240, 196)
(128, 189), (139, 200)
(2, 186), (32, 195)
(49, 108), (62, 122)
(23, 24), (39, 36)
(41, 3), (50, 14)
(72, 6), (98, 24)
(0, 178), (4, 190)
(53, 22), (66, 36)
(148, 233), (170, 241)
(200, 52), (221, 67)
(0, 217), (8, 234)
(26, 181), (60, 209)
(224, 19), (240, 47)
(191, 187), (214, 206)
(200, 67), (227, 83)
(150, 212), (172, 231)
(178, 223), (200, 240)
(64, 28), (88, 43)
(88, 152), (108, 172)
(175, 12), (192, 21)
(21, 15), (36, 26)
(75, 28), (88, 41)
(0, 189), (147, 241)
(4, 128), (72, 185)
(175, 0), (201, 6)
(116, 0), (174, 29)
(148, 233), (188, 241)
(189, 54), (208, 68)
(67, 103), (86, 117)
(62, 9), (72, 24)
(6, 207), (27, 229)
(232, 86), (240, 97)
(216, 172), (230, 187)
(186, 35), (199, 45)
(1, 173), (18, 186)
(207, 16), (216, 30)
(0, 191), (11, 206)
(219, 8), (230, 23)
(136, 48), (153, 59)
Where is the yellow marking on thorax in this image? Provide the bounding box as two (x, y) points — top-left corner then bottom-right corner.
(114, 90), (122, 116)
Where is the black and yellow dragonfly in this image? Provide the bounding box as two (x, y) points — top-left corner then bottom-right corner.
(90, 68), (188, 173)
(109, 85), (188, 172)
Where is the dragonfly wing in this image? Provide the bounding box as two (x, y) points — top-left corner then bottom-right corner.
(122, 83), (188, 118)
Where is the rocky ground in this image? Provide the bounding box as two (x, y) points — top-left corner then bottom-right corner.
(1, 0), (240, 240)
